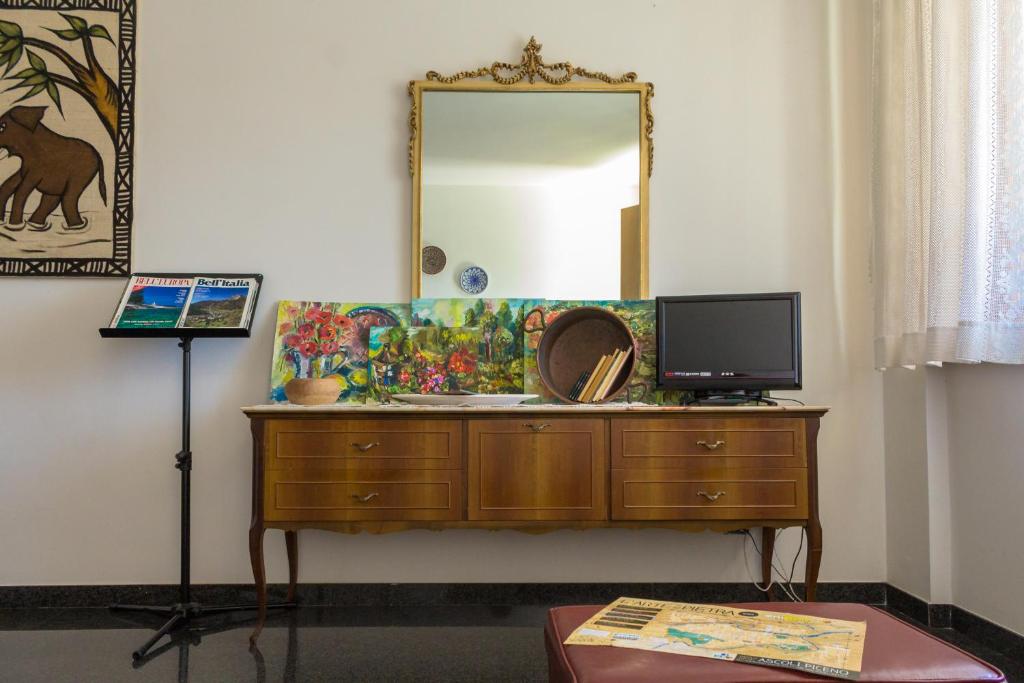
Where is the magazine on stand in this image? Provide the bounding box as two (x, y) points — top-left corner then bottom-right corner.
(109, 275), (193, 329)
(180, 277), (258, 328)
(110, 275), (260, 329)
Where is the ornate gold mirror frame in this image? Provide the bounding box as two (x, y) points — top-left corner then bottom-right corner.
(408, 37), (654, 298)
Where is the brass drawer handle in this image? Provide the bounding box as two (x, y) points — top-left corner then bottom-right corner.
(696, 440), (726, 451)
(352, 492), (380, 503)
(351, 442), (380, 452)
(523, 423), (551, 432)
(696, 490), (726, 502)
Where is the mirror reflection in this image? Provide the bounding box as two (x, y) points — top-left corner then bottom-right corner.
(420, 91), (641, 299)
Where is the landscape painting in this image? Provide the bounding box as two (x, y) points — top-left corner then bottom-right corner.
(411, 298), (540, 394)
(523, 299), (685, 405)
(269, 301), (412, 403)
(368, 326), (482, 399)
(0, 0), (136, 276)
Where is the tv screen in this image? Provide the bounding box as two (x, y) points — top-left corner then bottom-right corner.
(656, 293), (801, 392)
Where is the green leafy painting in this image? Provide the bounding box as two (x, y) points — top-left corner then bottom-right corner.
(411, 298), (541, 394)
(368, 326), (482, 398)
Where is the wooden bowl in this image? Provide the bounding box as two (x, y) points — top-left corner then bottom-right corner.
(536, 307), (637, 403)
(284, 378), (342, 405)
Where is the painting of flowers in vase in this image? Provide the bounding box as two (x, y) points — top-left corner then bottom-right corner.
(368, 326), (481, 399)
(269, 300), (411, 403)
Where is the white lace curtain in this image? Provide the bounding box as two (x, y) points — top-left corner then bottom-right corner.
(872, 0), (1024, 368)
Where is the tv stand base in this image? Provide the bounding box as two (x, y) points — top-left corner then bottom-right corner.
(683, 390), (777, 406)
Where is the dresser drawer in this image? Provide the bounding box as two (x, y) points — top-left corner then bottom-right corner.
(468, 419), (607, 521)
(611, 468), (808, 520)
(266, 419), (460, 470)
(264, 469), (462, 521)
(611, 418), (806, 469)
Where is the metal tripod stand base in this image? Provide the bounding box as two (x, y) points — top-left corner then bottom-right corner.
(105, 337), (298, 662)
(111, 600), (296, 661)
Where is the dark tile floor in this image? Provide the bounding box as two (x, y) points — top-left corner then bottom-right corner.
(882, 609), (1023, 683)
(0, 605), (1018, 682)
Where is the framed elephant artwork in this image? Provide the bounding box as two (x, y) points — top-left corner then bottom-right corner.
(0, 0), (136, 276)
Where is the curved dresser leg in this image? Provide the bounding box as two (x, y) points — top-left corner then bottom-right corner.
(285, 530), (298, 603)
(249, 525), (267, 645)
(761, 527), (776, 600)
(805, 520), (823, 602)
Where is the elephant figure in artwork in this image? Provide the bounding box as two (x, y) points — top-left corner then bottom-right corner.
(0, 105), (106, 233)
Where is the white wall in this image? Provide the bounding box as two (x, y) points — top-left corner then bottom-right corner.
(945, 364), (1024, 635)
(0, 0), (882, 586)
(422, 185), (550, 299)
(882, 366), (953, 605)
(422, 183), (631, 299)
(884, 363), (1024, 636)
(882, 368), (932, 599)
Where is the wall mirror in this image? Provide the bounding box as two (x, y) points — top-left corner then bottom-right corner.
(409, 38), (653, 299)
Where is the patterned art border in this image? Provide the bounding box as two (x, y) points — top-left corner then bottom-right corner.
(0, 0), (135, 277)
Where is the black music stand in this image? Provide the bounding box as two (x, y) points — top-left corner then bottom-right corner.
(100, 273), (293, 660)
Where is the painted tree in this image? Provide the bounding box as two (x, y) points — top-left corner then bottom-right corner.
(0, 13), (118, 142)
(496, 301), (513, 331)
(493, 302), (515, 361)
(491, 326), (513, 362)
(477, 309), (499, 362)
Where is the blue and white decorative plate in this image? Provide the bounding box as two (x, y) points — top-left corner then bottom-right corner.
(459, 266), (488, 294)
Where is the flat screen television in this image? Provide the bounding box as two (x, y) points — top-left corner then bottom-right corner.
(656, 292), (801, 397)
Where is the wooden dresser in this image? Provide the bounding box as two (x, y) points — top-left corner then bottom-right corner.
(243, 404), (827, 640)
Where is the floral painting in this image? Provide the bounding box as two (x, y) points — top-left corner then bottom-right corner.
(269, 300), (411, 403)
(368, 326), (482, 398)
(523, 299), (685, 405)
(411, 298), (541, 393)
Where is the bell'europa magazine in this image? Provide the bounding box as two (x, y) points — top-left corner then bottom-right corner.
(563, 598), (866, 680)
(111, 276), (259, 329)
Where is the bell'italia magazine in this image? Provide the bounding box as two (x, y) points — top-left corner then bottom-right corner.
(110, 276), (259, 329)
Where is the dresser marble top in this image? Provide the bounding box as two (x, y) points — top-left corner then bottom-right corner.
(241, 403), (829, 415)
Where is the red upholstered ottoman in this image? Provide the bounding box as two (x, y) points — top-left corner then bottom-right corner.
(545, 603), (1005, 682)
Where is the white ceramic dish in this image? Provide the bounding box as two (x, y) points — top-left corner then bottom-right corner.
(391, 393), (538, 407)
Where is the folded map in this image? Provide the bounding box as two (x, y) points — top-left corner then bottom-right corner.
(563, 598), (866, 680)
